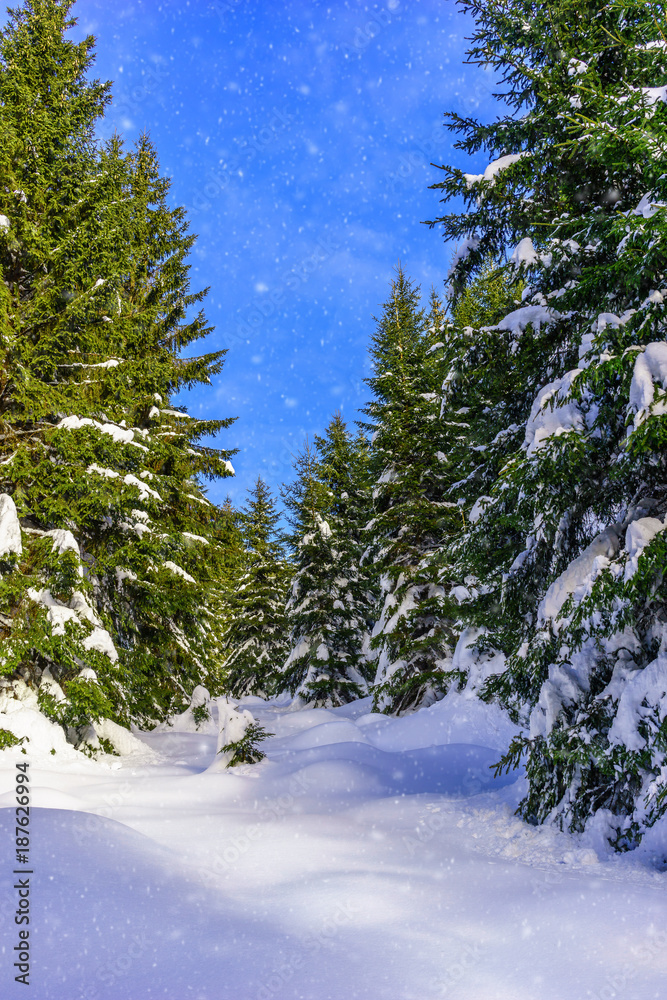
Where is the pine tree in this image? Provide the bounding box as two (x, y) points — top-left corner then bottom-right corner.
(363, 269), (461, 715)
(0, 1), (237, 741)
(221, 478), (289, 698)
(429, 0), (667, 846)
(280, 427), (372, 707)
(312, 413), (377, 694)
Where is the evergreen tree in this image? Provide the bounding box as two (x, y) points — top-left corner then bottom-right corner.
(313, 413), (377, 691)
(363, 269), (461, 715)
(280, 427), (372, 707)
(430, 0), (667, 846)
(0, 1), (237, 740)
(221, 478), (289, 698)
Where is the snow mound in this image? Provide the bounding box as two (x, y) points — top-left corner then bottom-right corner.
(0, 707), (83, 762)
(208, 698), (256, 770)
(154, 686), (217, 734)
(93, 718), (158, 760)
(358, 687), (519, 753)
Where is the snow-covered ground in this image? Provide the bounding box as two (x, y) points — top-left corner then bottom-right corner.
(1, 691), (667, 999)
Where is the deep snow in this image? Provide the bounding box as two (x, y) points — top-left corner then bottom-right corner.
(1, 691), (667, 999)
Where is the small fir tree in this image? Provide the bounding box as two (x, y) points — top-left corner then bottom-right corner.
(221, 478), (290, 698)
(363, 269), (461, 715)
(280, 428), (372, 707)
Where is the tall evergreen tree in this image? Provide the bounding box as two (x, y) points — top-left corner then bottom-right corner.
(0, 1), (237, 740)
(363, 269), (460, 715)
(280, 426), (372, 707)
(430, 0), (667, 846)
(221, 478), (289, 698)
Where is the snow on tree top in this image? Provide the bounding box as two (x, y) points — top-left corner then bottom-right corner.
(463, 152), (525, 190)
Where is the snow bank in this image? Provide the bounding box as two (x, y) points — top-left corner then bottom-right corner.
(154, 685), (216, 734)
(0, 707), (80, 760)
(93, 717), (157, 759)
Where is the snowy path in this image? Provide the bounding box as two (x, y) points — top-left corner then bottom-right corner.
(1, 693), (667, 999)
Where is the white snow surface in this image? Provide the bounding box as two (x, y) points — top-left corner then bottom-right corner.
(46, 528), (80, 557)
(208, 698), (255, 771)
(56, 414), (139, 447)
(1, 693), (667, 998)
(0, 492), (22, 558)
(607, 653), (667, 753)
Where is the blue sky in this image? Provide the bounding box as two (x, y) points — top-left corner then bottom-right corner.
(68, 0), (498, 507)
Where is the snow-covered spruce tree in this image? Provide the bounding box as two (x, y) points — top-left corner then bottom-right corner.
(421, 260), (528, 695)
(221, 478), (290, 698)
(0, 0), (237, 741)
(312, 412), (378, 688)
(280, 425), (373, 707)
(362, 270), (461, 715)
(430, 0), (667, 846)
